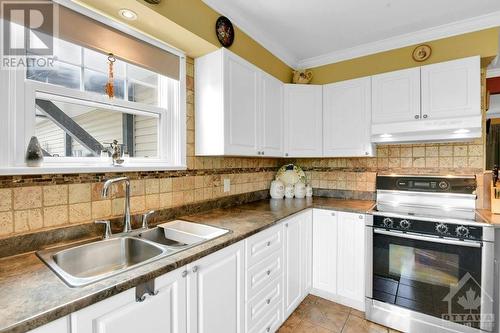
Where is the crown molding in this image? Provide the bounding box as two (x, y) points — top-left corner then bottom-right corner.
(487, 67), (500, 78)
(297, 11), (500, 69)
(202, 0), (299, 68)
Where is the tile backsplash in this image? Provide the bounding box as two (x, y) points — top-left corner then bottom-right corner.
(0, 57), (487, 238)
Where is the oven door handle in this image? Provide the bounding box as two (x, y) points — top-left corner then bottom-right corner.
(373, 228), (482, 248)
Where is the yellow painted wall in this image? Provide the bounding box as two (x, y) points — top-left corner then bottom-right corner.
(77, 0), (292, 82)
(310, 28), (499, 84)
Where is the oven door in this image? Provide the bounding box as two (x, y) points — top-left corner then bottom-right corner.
(368, 228), (493, 330)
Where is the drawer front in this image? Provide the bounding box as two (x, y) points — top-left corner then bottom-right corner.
(247, 277), (282, 330)
(246, 224), (283, 267)
(249, 302), (283, 333)
(247, 249), (283, 299)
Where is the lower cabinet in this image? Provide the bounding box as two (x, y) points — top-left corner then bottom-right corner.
(71, 266), (187, 333)
(312, 209), (366, 311)
(27, 316), (70, 333)
(187, 241), (245, 333)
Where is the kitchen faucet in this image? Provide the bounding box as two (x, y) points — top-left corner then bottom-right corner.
(102, 176), (132, 233)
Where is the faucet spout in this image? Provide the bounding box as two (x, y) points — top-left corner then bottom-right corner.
(102, 176), (132, 233)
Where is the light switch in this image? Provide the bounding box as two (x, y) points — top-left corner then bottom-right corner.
(223, 178), (230, 192)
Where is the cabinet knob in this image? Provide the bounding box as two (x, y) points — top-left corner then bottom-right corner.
(192, 266), (199, 273)
(414, 115), (419, 119)
(285, 153), (289, 157)
(262, 151), (265, 156)
(266, 327), (271, 332)
(331, 212), (335, 216)
(182, 270), (188, 278)
(423, 114), (428, 119)
(359, 215), (364, 219)
(365, 152), (369, 155)
(267, 241), (271, 247)
(285, 223), (288, 228)
(266, 298), (271, 304)
(267, 270), (271, 276)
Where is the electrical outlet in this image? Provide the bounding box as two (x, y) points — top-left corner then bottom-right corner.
(223, 178), (230, 192)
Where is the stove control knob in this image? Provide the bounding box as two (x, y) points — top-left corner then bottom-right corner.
(399, 219), (410, 229)
(438, 181), (449, 190)
(435, 223), (448, 234)
(382, 217), (394, 228)
(456, 226), (470, 238)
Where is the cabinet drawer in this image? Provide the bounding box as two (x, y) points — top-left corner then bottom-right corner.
(249, 302), (282, 333)
(246, 224), (283, 267)
(246, 277), (282, 330)
(247, 249), (283, 299)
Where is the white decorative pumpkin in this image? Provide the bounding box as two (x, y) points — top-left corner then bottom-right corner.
(270, 180), (285, 199)
(294, 182), (306, 199)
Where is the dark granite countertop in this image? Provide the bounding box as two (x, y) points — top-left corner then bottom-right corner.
(0, 198), (374, 333)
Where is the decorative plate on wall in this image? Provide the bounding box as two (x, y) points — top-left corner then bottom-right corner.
(215, 16), (234, 47)
(275, 164), (306, 186)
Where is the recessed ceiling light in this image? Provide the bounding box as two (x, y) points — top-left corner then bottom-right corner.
(453, 129), (470, 134)
(119, 9), (137, 21)
(380, 133), (392, 138)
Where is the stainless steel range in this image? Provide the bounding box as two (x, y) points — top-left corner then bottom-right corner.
(365, 175), (495, 333)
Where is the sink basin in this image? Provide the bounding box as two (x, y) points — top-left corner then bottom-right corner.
(37, 237), (166, 287)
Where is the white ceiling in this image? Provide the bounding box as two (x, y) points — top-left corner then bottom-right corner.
(203, 0), (500, 68)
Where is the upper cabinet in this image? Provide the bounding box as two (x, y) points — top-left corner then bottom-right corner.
(195, 48), (283, 157)
(421, 56), (480, 120)
(372, 67), (421, 124)
(284, 84), (323, 157)
(323, 77), (374, 157)
(371, 56), (481, 143)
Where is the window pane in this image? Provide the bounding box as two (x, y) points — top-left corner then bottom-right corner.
(128, 81), (157, 105)
(128, 64), (157, 85)
(27, 60), (81, 89)
(34, 97), (159, 158)
(84, 69), (125, 99)
(53, 38), (81, 65)
(84, 48), (125, 77)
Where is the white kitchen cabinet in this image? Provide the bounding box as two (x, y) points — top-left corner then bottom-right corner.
(187, 241), (245, 333)
(312, 209), (337, 296)
(195, 48), (283, 157)
(421, 56), (480, 120)
(260, 72), (284, 157)
(27, 317), (70, 333)
(336, 212), (366, 311)
(283, 84), (323, 157)
(372, 67), (421, 124)
(323, 77), (373, 157)
(71, 267), (187, 333)
(283, 210), (313, 318)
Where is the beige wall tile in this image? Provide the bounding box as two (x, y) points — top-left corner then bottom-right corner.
(91, 183), (104, 201)
(130, 180), (145, 196)
(145, 179), (160, 194)
(468, 145), (483, 157)
(439, 145), (453, 157)
(69, 184), (91, 204)
(172, 177), (183, 191)
(159, 192), (172, 208)
(453, 157), (468, 168)
(14, 209), (43, 232)
(43, 185), (68, 207)
(388, 147), (400, 158)
(439, 157), (453, 168)
(44, 206), (68, 227)
(13, 187), (42, 210)
(412, 147), (425, 157)
(92, 200), (111, 219)
(159, 178), (172, 193)
(400, 147), (412, 158)
(454, 145), (468, 157)
(0, 189), (12, 212)
(425, 146), (439, 157)
(413, 157), (425, 168)
(69, 203), (91, 223)
(145, 194), (160, 210)
(112, 198), (125, 216)
(0, 211), (13, 236)
(469, 156), (483, 169)
(425, 157), (439, 168)
(401, 158), (413, 168)
(130, 196), (146, 213)
(172, 192), (184, 206)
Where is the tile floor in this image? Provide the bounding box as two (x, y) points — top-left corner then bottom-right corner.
(278, 294), (400, 333)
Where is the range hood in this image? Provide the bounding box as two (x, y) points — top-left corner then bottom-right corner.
(371, 115), (482, 143)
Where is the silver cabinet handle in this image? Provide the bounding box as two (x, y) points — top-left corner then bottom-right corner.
(262, 151), (265, 156)
(266, 327), (271, 332)
(266, 298), (271, 304)
(414, 115), (419, 119)
(182, 270), (188, 278)
(267, 270), (271, 276)
(285, 153), (289, 157)
(423, 114), (428, 119)
(192, 266), (199, 273)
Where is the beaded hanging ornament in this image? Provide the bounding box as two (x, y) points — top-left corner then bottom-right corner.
(104, 53), (116, 98)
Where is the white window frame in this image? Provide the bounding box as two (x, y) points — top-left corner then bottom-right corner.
(0, 1), (186, 175)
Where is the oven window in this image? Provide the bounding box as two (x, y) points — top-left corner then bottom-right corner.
(373, 232), (482, 328)
(389, 244), (459, 287)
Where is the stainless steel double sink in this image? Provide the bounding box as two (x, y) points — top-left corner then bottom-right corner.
(37, 220), (229, 287)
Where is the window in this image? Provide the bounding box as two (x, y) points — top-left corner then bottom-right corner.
(0, 3), (186, 173)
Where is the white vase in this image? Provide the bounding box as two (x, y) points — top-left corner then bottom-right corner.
(295, 182), (306, 198)
(270, 180), (285, 199)
(305, 184), (313, 197)
(285, 184), (295, 199)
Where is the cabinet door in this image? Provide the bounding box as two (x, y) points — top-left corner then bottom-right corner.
(71, 267), (187, 333)
(323, 77), (373, 157)
(224, 52), (259, 156)
(187, 241), (245, 333)
(283, 215), (302, 317)
(312, 209), (337, 295)
(336, 212), (365, 311)
(27, 317), (70, 333)
(301, 210), (313, 295)
(260, 72), (284, 157)
(284, 84), (323, 157)
(421, 56), (480, 119)
(372, 67), (421, 124)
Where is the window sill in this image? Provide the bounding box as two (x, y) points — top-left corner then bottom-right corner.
(0, 164), (187, 176)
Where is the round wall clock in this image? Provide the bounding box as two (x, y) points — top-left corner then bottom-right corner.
(215, 16), (234, 47)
